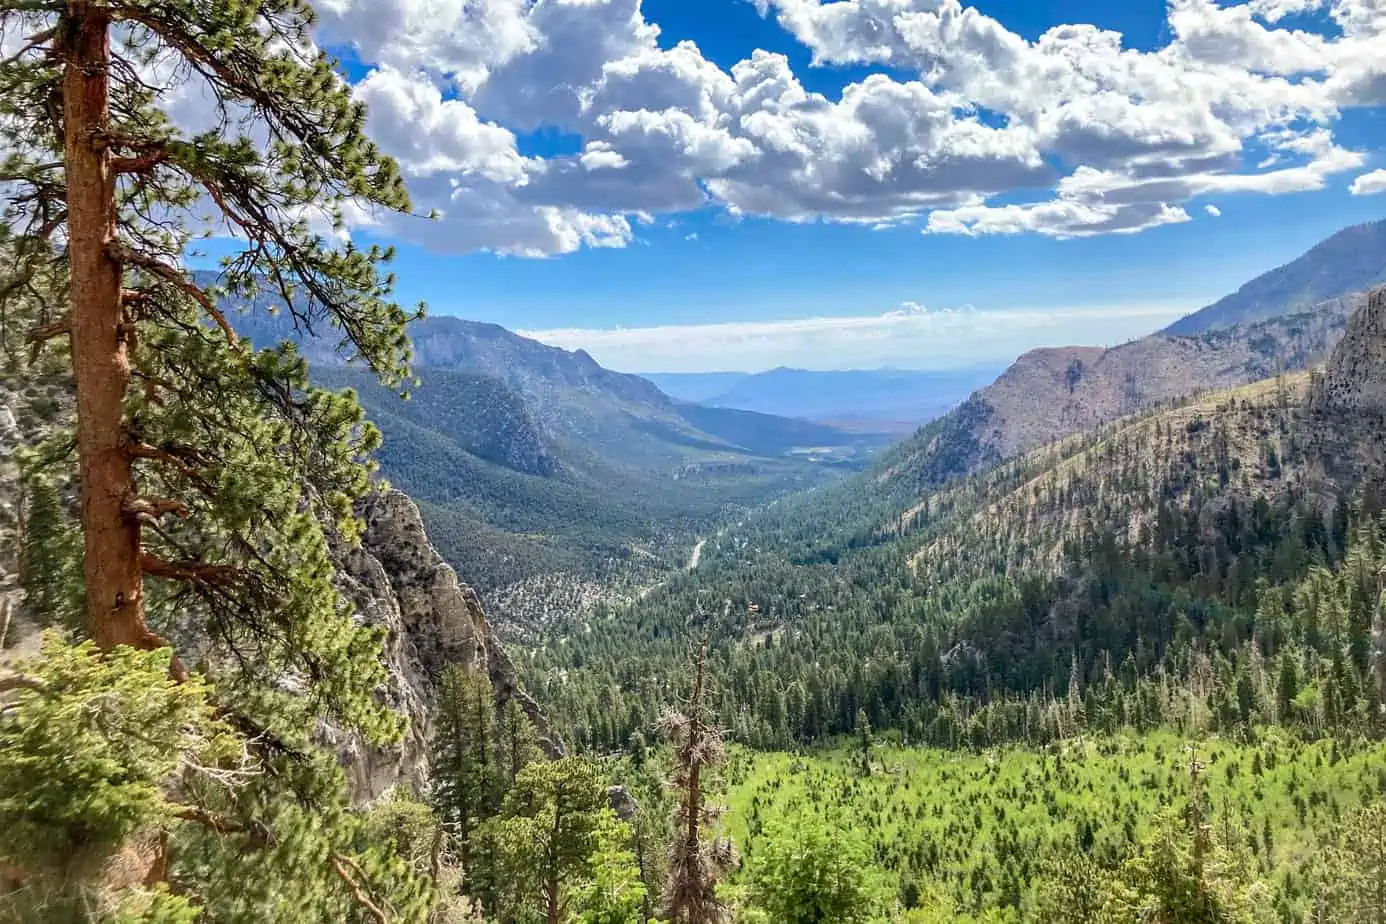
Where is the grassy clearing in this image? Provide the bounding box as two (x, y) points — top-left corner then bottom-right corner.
(721, 731), (1386, 921)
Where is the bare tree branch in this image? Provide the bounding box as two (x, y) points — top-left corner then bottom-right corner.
(331, 853), (390, 924)
(124, 496), (191, 521)
(140, 554), (243, 588)
(0, 674), (46, 695)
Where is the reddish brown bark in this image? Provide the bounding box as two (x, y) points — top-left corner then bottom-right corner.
(61, 1), (151, 653)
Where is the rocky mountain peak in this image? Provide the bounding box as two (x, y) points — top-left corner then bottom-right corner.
(880, 291), (1359, 496)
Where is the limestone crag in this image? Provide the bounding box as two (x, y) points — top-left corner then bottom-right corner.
(1315, 286), (1386, 413)
(331, 489), (563, 800)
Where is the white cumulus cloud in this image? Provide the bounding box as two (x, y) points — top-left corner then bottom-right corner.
(305, 0), (1386, 254)
(1350, 169), (1386, 195)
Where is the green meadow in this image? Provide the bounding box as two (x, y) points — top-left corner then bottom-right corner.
(721, 732), (1386, 921)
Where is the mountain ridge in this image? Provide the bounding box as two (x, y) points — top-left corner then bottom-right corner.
(218, 284), (888, 623)
(1165, 218), (1386, 335)
(881, 292), (1362, 495)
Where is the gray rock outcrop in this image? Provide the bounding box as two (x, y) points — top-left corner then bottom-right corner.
(331, 489), (564, 800)
(1315, 286), (1386, 413)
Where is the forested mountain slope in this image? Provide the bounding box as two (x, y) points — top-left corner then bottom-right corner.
(222, 283), (886, 623)
(311, 363), (858, 614)
(523, 288), (1386, 756)
(881, 220), (1386, 497)
(880, 291), (1360, 497)
(1166, 217), (1386, 335)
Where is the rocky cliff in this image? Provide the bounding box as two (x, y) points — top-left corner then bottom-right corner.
(1315, 287), (1386, 413)
(320, 490), (568, 799)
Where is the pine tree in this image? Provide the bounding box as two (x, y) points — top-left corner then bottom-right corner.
(0, 637), (235, 920)
(3, 0), (418, 659)
(498, 696), (541, 790)
(1276, 653), (1300, 725)
(629, 774), (671, 924)
(1, 0), (427, 916)
(1068, 651), (1085, 736)
(628, 730), (648, 770)
(573, 815), (649, 924)
(430, 666), (498, 876)
(855, 707), (874, 776)
(661, 631), (733, 924)
(18, 473), (81, 631)
(483, 758), (615, 924)
(1107, 808), (1258, 924)
(1034, 852), (1110, 924)
(1235, 664), (1257, 728)
(741, 813), (886, 924)
(1324, 801), (1386, 924)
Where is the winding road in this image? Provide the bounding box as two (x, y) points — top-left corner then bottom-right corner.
(687, 538), (706, 570)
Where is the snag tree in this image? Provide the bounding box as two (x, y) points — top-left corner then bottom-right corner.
(661, 628), (734, 924)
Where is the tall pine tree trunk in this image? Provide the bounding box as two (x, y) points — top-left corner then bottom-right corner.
(546, 883), (560, 924)
(62, 0), (146, 650)
(545, 841), (561, 924)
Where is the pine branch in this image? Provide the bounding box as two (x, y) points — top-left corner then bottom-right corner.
(140, 554), (243, 588)
(123, 496), (191, 522)
(197, 176), (397, 377)
(331, 853), (390, 924)
(126, 442), (217, 499)
(0, 674), (46, 695)
(109, 3), (347, 152)
(25, 314), (69, 343)
(34, 209), (68, 241)
(111, 149), (168, 175)
(0, 163), (63, 181)
(108, 243), (238, 347)
(0, 24), (56, 68)
(172, 805), (276, 848)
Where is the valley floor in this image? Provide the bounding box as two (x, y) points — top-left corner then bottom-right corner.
(720, 731), (1386, 922)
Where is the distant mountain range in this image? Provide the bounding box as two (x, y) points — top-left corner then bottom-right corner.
(217, 281), (890, 619)
(642, 366), (1003, 429)
(633, 371), (753, 404)
(1166, 218), (1386, 335)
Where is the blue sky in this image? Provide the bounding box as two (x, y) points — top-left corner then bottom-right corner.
(290, 0), (1386, 371)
